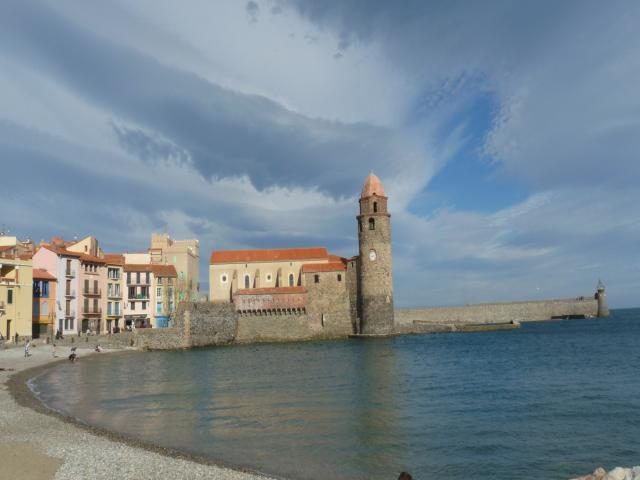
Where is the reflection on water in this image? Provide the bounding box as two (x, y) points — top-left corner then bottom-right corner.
(33, 310), (640, 480)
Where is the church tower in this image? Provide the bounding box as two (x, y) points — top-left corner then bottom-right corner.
(357, 173), (394, 334)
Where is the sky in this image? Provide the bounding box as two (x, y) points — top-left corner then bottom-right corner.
(0, 0), (638, 308)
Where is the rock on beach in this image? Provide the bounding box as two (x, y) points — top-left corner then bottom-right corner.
(571, 466), (640, 480)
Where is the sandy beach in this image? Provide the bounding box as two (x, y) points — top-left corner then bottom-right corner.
(0, 343), (275, 480)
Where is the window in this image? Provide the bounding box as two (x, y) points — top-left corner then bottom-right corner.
(127, 272), (131, 284)
(244, 274), (250, 289)
(131, 301), (136, 311)
(108, 302), (112, 315)
(84, 298), (89, 312)
(369, 218), (375, 230)
(93, 279), (98, 293)
(128, 286), (136, 299)
(220, 274), (228, 284)
(136, 272), (140, 284)
(42, 281), (48, 297)
(337, 274), (342, 282)
(314, 275), (320, 284)
(156, 287), (162, 298)
(288, 273), (294, 287)
(115, 302), (120, 315)
(145, 272), (150, 284)
(373, 201), (378, 213)
(266, 273), (272, 282)
(84, 279), (89, 293)
(41, 301), (48, 315)
(93, 298), (98, 312)
(142, 301), (147, 310)
(33, 280), (41, 297)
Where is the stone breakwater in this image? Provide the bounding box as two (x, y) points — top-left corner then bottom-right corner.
(571, 466), (640, 480)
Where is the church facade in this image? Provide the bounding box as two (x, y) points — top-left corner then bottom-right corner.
(208, 173), (394, 335)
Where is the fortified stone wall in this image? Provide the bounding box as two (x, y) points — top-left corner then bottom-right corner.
(395, 297), (599, 326)
(304, 270), (353, 336)
(235, 312), (316, 343)
(172, 302), (237, 347)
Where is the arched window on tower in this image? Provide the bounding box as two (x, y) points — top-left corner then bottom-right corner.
(244, 274), (250, 289)
(373, 201), (378, 213)
(369, 218), (375, 230)
(289, 273), (295, 287)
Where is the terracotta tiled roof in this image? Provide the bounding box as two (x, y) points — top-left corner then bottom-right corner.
(210, 247), (329, 264)
(104, 254), (125, 266)
(234, 286), (307, 296)
(302, 262), (346, 273)
(151, 264), (177, 277)
(123, 263), (154, 272)
(33, 268), (56, 280)
(41, 245), (82, 258)
(79, 253), (106, 264)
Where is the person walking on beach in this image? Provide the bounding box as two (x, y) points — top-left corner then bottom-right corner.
(24, 340), (31, 358)
(52, 343), (58, 358)
(14, 332), (19, 344)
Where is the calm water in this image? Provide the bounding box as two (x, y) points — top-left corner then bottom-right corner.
(31, 309), (640, 479)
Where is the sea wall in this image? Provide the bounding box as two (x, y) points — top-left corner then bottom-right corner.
(395, 297), (599, 327)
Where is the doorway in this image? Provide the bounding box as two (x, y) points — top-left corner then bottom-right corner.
(6, 319), (10, 339)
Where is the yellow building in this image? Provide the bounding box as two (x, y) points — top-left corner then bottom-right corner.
(149, 233), (199, 302)
(0, 254), (33, 341)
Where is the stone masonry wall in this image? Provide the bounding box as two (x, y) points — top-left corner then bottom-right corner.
(395, 297), (599, 326)
(235, 312), (316, 343)
(304, 270), (353, 336)
(172, 302), (237, 347)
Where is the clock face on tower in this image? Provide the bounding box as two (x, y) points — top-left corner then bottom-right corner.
(369, 249), (377, 261)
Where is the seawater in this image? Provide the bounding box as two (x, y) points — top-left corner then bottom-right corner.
(31, 309), (640, 480)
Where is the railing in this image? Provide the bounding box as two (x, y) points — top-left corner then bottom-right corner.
(65, 268), (76, 278)
(107, 291), (122, 299)
(65, 309), (76, 318)
(0, 277), (16, 285)
(128, 294), (150, 300)
(81, 306), (102, 315)
(83, 287), (102, 296)
(0, 300), (5, 311)
(65, 289), (76, 298)
(107, 274), (120, 280)
(106, 310), (122, 317)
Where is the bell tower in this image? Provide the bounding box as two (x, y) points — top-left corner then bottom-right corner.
(357, 172), (394, 334)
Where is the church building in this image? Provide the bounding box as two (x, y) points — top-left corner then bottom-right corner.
(209, 173), (394, 335)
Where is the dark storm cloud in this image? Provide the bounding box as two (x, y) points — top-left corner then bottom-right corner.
(0, 0), (419, 197)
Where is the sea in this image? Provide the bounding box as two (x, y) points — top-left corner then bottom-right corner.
(29, 309), (640, 480)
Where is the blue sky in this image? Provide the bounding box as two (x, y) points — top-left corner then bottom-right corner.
(0, 0), (638, 307)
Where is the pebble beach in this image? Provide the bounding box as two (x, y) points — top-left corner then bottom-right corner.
(0, 344), (274, 480)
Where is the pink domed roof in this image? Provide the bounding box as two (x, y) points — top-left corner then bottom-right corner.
(361, 172), (385, 198)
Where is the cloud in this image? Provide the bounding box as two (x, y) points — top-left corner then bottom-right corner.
(0, 0), (637, 308)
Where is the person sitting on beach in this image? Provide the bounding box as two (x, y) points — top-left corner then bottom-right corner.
(68, 346), (78, 362)
(95, 344), (102, 353)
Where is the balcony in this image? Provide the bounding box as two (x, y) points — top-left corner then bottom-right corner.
(107, 290), (122, 299)
(65, 289), (76, 298)
(0, 277), (16, 286)
(65, 268), (76, 278)
(128, 294), (150, 301)
(81, 306), (102, 315)
(65, 310), (76, 318)
(0, 300), (5, 312)
(127, 276), (151, 286)
(106, 310), (122, 317)
(83, 287), (102, 296)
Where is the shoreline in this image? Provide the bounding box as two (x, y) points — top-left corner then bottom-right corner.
(1, 346), (279, 480)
